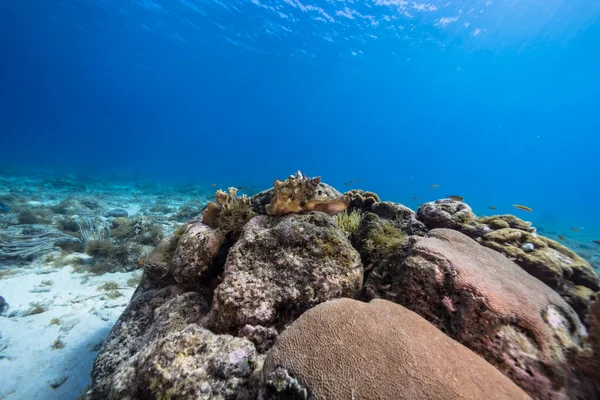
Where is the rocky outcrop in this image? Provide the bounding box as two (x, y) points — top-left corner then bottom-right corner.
(88, 285), (209, 399)
(480, 228), (600, 310)
(417, 198), (489, 237)
(103, 325), (260, 400)
(262, 298), (531, 400)
(360, 228), (586, 400)
(204, 213), (363, 341)
(171, 222), (226, 289)
(417, 199), (600, 320)
(370, 201), (427, 236)
(86, 176), (600, 400)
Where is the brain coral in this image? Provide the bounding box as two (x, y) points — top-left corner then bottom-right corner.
(262, 298), (531, 400)
(394, 229), (586, 399)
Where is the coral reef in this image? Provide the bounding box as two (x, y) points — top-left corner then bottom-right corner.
(88, 286), (210, 399)
(262, 298), (531, 400)
(417, 198), (490, 237)
(0, 225), (81, 260)
(370, 201), (428, 236)
(480, 228), (600, 321)
(417, 199), (600, 320)
(102, 325), (259, 400)
(361, 228), (586, 399)
(204, 213), (363, 340)
(80, 174), (600, 400)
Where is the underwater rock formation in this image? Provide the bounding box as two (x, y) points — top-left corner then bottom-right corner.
(480, 228), (600, 313)
(85, 175), (600, 400)
(369, 201), (428, 236)
(104, 325), (259, 400)
(171, 222), (226, 289)
(88, 285), (210, 399)
(360, 228), (585, 400)
(417, 198), (489, 238)
(417, 199), (600, 319)
(261, 298), (531, 400)
(204, 212), (363, 342)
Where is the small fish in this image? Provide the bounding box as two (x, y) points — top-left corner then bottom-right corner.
(344, 182), (350, 186)
(356, 178), (362, 183)
(208, 195), (216, 199)
(412, 197), (418, 200)
(211, 183), (217, 187)
(447, 195), (464, 201)
(593, 240), (600, 246)
(349, 179), (354, 184)
(571, 227), (579, 232)
(512, 204), (532, 212)
(488, 206), (497, 210)
(558, 235), (566, 241)
(429, 184), (440, 189)
(0, 201), (9, 213)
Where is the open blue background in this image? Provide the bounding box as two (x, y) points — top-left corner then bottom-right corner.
(1, 0), (599, 234)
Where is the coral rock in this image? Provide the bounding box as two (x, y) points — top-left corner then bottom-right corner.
(171, 222), (226, 289)
(204, 213), (362, 343)
(262, 298), (531, 400)
(417, 198), (489, 238)
(480, 228), (600, 320)
(479, 214), (535, 232)
(369, 201), (428, 236)
(104, 325), (260, 400)
(143, 236), (177, 285)
(88, 286), (209, 399)
(417, 200), (600, 319)
(381, 228), (585, 400)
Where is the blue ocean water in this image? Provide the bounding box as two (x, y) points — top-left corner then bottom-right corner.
(1, 2), (600, 398)
(1, 0), (600, 232)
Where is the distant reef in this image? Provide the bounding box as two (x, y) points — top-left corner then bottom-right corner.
(84, 171), (600, 400)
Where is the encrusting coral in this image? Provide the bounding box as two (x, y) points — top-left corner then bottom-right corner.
(266, 171), (349, 216)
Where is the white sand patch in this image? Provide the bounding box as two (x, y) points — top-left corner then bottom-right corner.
(0, 265), (139, 400)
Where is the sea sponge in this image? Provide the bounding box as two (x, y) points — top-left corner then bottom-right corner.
(266, 171), (348, 216)
(262, 298), (531, 400)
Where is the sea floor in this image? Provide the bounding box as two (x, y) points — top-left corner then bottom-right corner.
(0, 169), (599, 400)
(0, 170), (213, 400)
